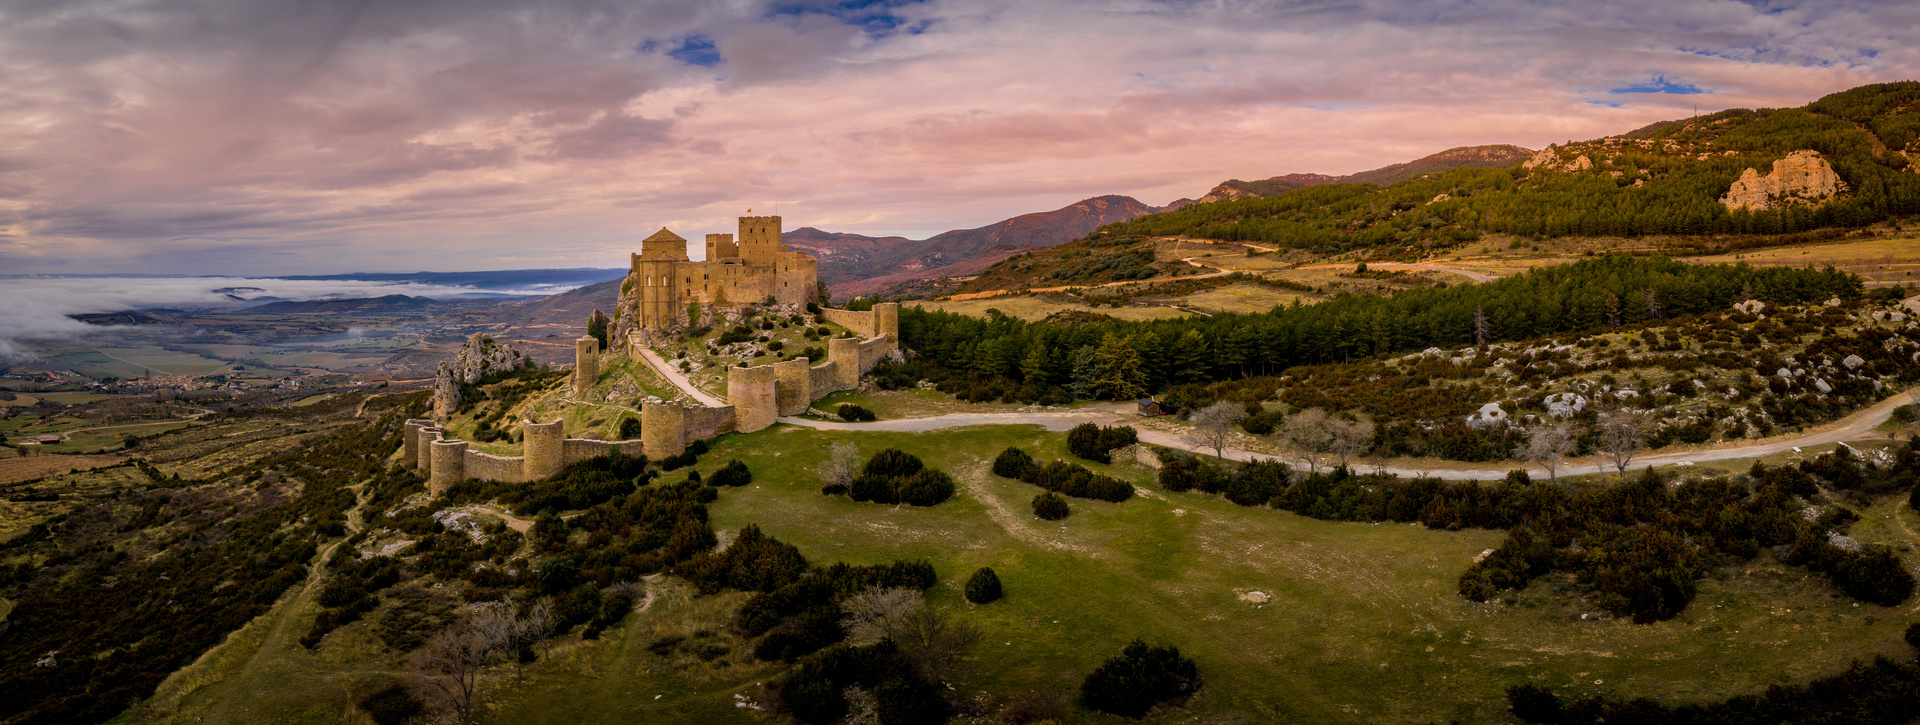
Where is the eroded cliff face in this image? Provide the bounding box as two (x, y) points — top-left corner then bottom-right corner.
(1719, 150), (1847, 211)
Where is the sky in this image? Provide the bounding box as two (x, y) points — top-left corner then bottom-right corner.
(0, 0), (1916, 275)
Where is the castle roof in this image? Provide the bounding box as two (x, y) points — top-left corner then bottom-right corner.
(643, 227), (685, 243)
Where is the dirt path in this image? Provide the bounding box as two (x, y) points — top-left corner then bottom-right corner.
(958, 465), (1093, 555)
(635, 348), (726, 407)
(1299, 262), (1496, 283)
(779, 390), (1915, 480)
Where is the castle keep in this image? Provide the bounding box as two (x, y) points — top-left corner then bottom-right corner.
(619, 215), (819, 340)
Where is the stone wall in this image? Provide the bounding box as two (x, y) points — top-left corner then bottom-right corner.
(728, 364), (777, 433)
(429, 439), (468, 496)
(563, 438), (645, 464)
(686, 403), (735, 440)
(523, 420), (565, 480)
(810, 360), (844, 398)
(415, 425), (442, 470)
(641, 401), (689, 459)
(821, 308), (878, 337)
(463, 450), (526, 483)
(404, 419), (434, 468)
(858, 336), (891, 370)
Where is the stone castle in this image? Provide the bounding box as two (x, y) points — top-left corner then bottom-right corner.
(413, 217), (899, 495)
(614, 215), (819, 344)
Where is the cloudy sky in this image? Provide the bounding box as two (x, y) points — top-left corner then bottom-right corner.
(0, 0), (1913, 275)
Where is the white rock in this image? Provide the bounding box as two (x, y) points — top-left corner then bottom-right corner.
(1466, 402), (1508, 429)
(1842, 354), (1865, 370)
(1814, 378), (1833, 394)
(1544, 392), (1587, 418)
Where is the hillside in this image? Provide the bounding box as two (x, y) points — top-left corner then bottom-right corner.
(243, 294), (444, 314)
(1190, 145), (1535, 204)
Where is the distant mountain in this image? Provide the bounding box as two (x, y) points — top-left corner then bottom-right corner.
(1191, 145), (1536, 204)
(801, 195), (1169, 295)
(279, 268), (627, 294)
(69, 311), (166, 326)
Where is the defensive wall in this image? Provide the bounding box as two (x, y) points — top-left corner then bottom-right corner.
(406, 302), (900, 492)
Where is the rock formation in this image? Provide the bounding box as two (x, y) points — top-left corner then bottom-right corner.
(432, 361), (459, 420)
(1719, 150), (1846, 212)
(450, 333), (524, 384)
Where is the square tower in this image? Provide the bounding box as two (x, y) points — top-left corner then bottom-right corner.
(705, 233), (738, 261)
(738, 215), (783, 265)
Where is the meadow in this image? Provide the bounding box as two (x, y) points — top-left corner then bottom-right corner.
(128, 420), (1920, 724)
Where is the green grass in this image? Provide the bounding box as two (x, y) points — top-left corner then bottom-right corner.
(121, 423), (1920, 724)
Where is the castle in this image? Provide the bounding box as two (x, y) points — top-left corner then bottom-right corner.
(615, 215), (819, 342)
(411, 216), (899, 495)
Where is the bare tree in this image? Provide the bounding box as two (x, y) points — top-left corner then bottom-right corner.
(1639, 288), (1663, 320)
(410, 606), (514, 724)
(1595, 405), (1653, 480)
(1325, 417), (1375, 470)
(839, 587), (979, 681)
(505, 598), (557, 679)
(1280, 408), (1335, 475)
(1184, 401), (1245, 459)
(1519, 423), (1576, 482)
(817, 442), (859, 487)
(1473, 306), (1491, 346)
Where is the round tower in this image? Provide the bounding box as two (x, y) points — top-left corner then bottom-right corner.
(403, 419), (432, 469)
(415, 426), (442, 470)
(728, 364), (778, 433)
(428, 439), (468, 496)
(522, 419), (565, 480)
(773, 358), (811, 416)
(829, 337), (861, 390)
(641, 401), (687, 459)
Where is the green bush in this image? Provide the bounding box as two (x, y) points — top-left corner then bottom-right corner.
(1079, 639), (1202, 718)
(1067, 423), (1138, 464)
(356, 682), (425, 725)
(1023, 460), (1133, 502)
(1032, 491), (1070, 521)
(1906, 621), (1920, 652)
(965, 567), (1003, 604)
(709, 459), (752, 487)
(992, 447), (1036, 479)
(617, 415), (641, 440)
(836, 403), (877, 421)
(863, 448), (924, 478)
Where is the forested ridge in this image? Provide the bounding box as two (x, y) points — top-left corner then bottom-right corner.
(1088, 82), (1920, 256)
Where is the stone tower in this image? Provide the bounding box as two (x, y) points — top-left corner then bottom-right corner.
(705, 233), (738, 261)
(572, 335), (599, 398)
(738, 215), (782, 265)
(635, 227), (688, 330)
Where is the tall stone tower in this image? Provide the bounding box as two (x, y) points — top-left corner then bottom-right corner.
(738, 215), (782, 265)
(635, 227), (688, 330)
(705, 233), (738, 261)
(572, 335), (599, 398)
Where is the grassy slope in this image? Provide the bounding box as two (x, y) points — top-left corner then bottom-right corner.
(127, 422), (1920, 724)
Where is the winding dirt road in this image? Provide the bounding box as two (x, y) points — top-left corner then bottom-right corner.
(636, 347), (726, 407)
(779, 390), (1915, 480)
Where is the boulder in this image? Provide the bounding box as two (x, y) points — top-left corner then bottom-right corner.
(1732, 299), (1767, 315)
(1544, 392), (1587, 418)
(1814, 378), (1833, 394)
(1466, 402), (1508, 429)
(1842, 354), (1866, 370)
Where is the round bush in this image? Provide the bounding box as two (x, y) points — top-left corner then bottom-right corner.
(899, 469), (956, 507)
(1079, 640), (1201, 718)
(837, 403), (877, 421)
(709, 459), (752, 487)
(357, 682), (424, 725)
(821, 483), (848, 496)
(863, 448), (924, 478)
(992, 447), (1035, 479)
(965, 567), (1003, 604)
(1032, 491), (1070, 521)
(1906, 621), (1920, 652)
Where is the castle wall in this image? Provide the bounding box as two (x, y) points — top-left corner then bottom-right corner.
(563, 438), (646, 464)
(774, 251), (818, 305)
(728, 364), (777, 433)
(679, 260), (777, 308)
(523, 419), (565, 480)
(415, 426), (442, 470)
(810, 360), (844, 398)
(429, 439), (468, 495)
(686, 403), (736, 440)
(874, 302), (898, 338)
(773, 358), (811, 416)
(821, 308), (878, 337)
(463, 450), (526, 483)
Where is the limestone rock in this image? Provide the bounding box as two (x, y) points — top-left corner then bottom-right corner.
(433, 361), (460, 420)
(1466, 402), (1508, 429)
(450, 333), (524, 384)
(1814, 378), (1833, 394)
(1544, 392), (1587, 418)
(1842, 354), (1866, 370)
(1719, 150), (1846, 212)
(1732, 299), (1767, 315)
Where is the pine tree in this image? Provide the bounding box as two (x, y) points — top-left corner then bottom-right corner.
(1090, 334), (1148, 401)
(1020, 343), (1053, 385)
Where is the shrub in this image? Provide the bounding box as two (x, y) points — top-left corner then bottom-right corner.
(899, 469), (956, 506)
(863, 448), (924, 478)
(1157, 456), (1225, 493)
(1032, 491), (1070, 520)
(1505, 683), (1563, 723)
(992, 447), (1036, 479)
(1023, 460), (1133, 502)
(709, 459), (752, 487)
(1067, 423), (1138, 464)
(821, 483), (848, 496)
(1907, 621), (1920, 652)
(837, 404), (878, 422)
(674, 524), (808, 595)
(965, 567), (1003, 604)
(1079, 639), (1202, 718)
(356, 682), (425, 725)
(617, 415), (641, 440)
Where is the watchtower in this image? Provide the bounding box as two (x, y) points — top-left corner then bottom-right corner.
(738, 215), (783, 265)
(705, 233), (738, 261)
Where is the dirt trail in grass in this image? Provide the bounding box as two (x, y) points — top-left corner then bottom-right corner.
(636, 347), (726, 406)
(958, 464), (1094, 556)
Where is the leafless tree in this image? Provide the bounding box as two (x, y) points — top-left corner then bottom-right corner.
(840, 587), (979, 681)
(1280, 408), (1335, 475)
(1595, 405), (1653, 480)
(1519, 423), (1576, 482)
(1184, 401), (1245, 459)
(1640, 288), (1663, 320)
(1325, 416), (1375, 470)
(504, 598), (557, 679)
(410, 605), (514, 724)
(817, 442), (859, 487)
(1473, 306), (1491, 346)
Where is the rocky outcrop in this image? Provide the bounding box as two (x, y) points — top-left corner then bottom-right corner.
(433, 361), (459, 420)
(1719, 150), (1846, 212)
(450, 333), (525, 384)
(1522, 147), (1592, 172)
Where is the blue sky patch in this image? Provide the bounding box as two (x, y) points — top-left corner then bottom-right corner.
(667, 35), (722, 67)
(768, 0), (930, 37)
(1609, 75), (1707, 95)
